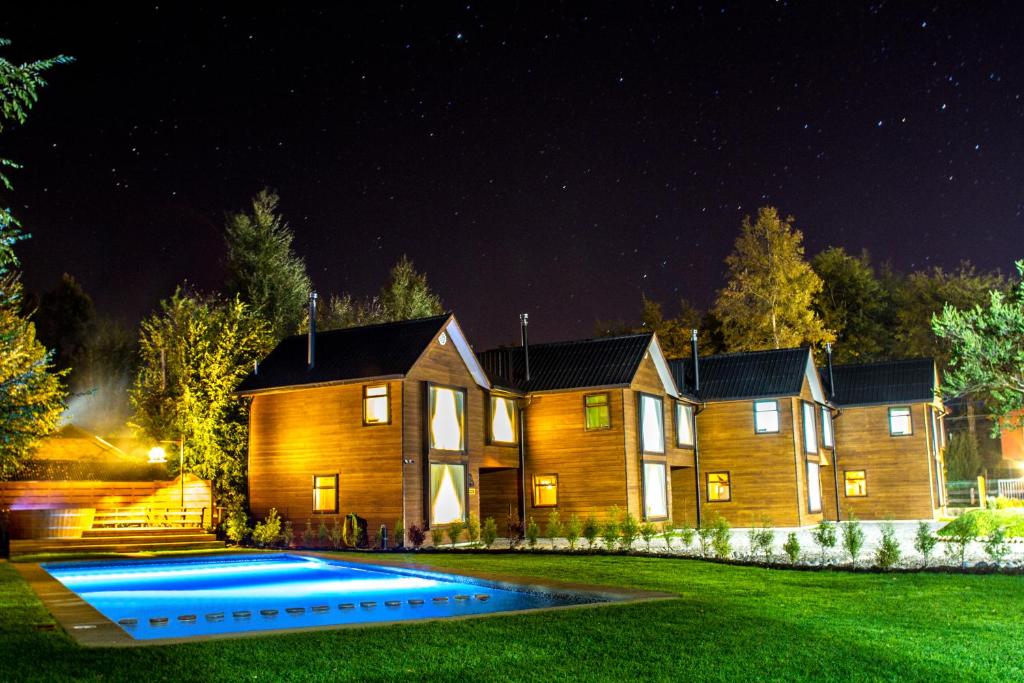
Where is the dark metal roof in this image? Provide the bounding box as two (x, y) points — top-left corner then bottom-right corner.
(670, 347), (811, 401)
(822, 358), (937, 407)
(477, 334), (653, 393)
(237, 314), (449, 393)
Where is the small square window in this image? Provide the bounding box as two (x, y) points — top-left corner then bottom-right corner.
(845, 470), (867, 497)
(754, 400), (780, 433)
(313, 474), (338, 514)
(707, 472), (731, 502)
(532, 474), (558, 507)
(363, 384), (389, 425)
(676, 403), (695, 447)
(889, 407), (912, 436)
(585, 393), (611, 430)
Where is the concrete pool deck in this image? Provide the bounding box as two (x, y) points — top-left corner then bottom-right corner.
(14, 551), (677, 648)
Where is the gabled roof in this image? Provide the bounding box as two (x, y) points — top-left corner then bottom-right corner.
(477, 333), (679, 396)
(822, 358), (938, 407)
(237, 314), (489, 394)
(671, 347), (824, 402)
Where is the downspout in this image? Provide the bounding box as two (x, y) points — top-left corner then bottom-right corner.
(691, 329), (703, 528)
(517, 313), (530, 526)
(826, 342), (842, 522)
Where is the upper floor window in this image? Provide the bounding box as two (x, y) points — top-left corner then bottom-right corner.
(889, 406), (912, 436)
(429, 385), (466, 451)
(676, 403), (695, 447)
(489, 396), (518, 445)
(639, 393), (665, 453)
(584, 393), (611, 430)
(802, 401), (818, 454)
(363, 384), (389, 425)
(754, 400), (780, 433)
(821, 406), (834, 448)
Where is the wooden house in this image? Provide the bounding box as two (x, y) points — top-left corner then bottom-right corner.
(237, 313), (504, 545)
(820, 358), (946, 520)
(670, 348), (834, 528)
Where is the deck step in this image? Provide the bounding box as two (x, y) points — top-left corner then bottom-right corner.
(10, 538), (224, 555)
(29, 533), (218, 547)
(82, 527), (203, 537)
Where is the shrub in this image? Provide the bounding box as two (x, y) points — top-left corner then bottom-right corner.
(943, 513), (978, 568)
(525, 517), (540, 549)
(408, 524), (426, 549)
(639, 521), (658, 552)
(481, 516), (499, 548)
(914, 521), (938, 567)
(874, 521), (902, 570)
(994, 496), (1024, 509)
(601, 519), (620, 551)
(940, 509), (1024, 538)
(565, 514), (582, 550)
(582, 515), (601, 549)
(545, 510), (563, 548)
(749, 519), (775, 563)
(661, 520), (675, 551)
(841, 516), (866, 567)
(678, 524), (696, 553)
(394, 519), (405, 548)
(711, 515), (732, 559)
(620, 511), (640, 551)
(447, 519), (465, 547)
(783, 532), (801, 564)
(329, 518), (344, 549)
(318, 520), (330, 545)
(252, 508), (282, 548)
(811, 520), (837, 564)
(225, 507), (251, 544)
(466, 513), (481, 547)
(985, 526), (1011, 566)
(697, 519), (715, 558)
(281, 520), (294, 548)
(506, 509), (524, 549)
(375, 524), (386, 549)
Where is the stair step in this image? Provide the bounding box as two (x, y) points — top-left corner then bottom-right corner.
(82, 527), (203, 537)
(27, 533), (217, 546)
(10, 539), (225, 555)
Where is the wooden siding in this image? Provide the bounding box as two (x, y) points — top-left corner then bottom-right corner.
(0, 474), (211, 512)
(478, 467), (519, 534)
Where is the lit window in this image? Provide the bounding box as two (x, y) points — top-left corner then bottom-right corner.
(490, 396), (517, 444)
(676, 403), (695, 447)
(363, 384), (389, 425)
(806, 460), (822, 513)
(754, 400), (780, 433)
(313, 474), (338, 514)
(429, 385), (466, 451)
(639, 394), (665, 453)
(845, 470), (867, 497)
(802, 402), (818, 454)
(889, 407), (912, 436)
(429, 463), (466, 525)
(643, 462), (668, 519)
(532, 474), (558, 507)
(821, 406), (834, 448)
(707, 472), (731, 502)
(585, 393), (611, 430)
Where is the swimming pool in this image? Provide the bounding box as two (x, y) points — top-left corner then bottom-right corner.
(42, 554), (602, 641)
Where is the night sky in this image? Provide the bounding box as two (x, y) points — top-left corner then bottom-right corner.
(3, 3), (1022, 349)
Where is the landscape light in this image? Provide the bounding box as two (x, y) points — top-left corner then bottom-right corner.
(148, 446), (167, 464)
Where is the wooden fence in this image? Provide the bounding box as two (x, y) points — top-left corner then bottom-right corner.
(0, 474), (213, 516)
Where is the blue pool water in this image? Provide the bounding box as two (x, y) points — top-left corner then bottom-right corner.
(43, 554), (596, 640)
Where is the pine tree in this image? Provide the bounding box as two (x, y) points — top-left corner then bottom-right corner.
(318, 256), (443, 331)
(714, 207), (833, 351)
(811, 247), (890, 362)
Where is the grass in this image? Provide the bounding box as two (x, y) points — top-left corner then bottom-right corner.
(2, 552), (1023, 682)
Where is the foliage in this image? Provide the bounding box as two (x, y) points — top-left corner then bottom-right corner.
(601, 513), (620, 551)
(329, 518), (344, 549)
(375, 524), (386, 549)
(696, 518), (715, 557)
(711, 515), (732, 559)
(933, 261), (1024, 434)
(993, 496), (1024, 509)
(281, 520), (294, 548)
(545, 509), (562, 548)
(129, 288), (271, 507)
(841, 516), (866, 567)
(582, 514), (601, 549)
(224, 189), (312, 343)
(29, 272), (95, 375)
(620, 511), (640, 550)
(874, 521), (902, 570)
(446, 518), (465, 547)
(408, 524), (426, 549)
(302, 519), (315, 548)
(394, 518), (405, 548)
(67, 317), (139, 434)
(942, 514), (978, 568)
(748, 519), (775, 563)
(466, 513), (481, 547)
(782, 532), (801, 564)
(811, 520), (837, 564)
(639, 521), (658, 552)
(319, 256), (443, 331)
(505, 509), (524, 548)
(984, 526), (1011, 566)
(318, 520), (329, 545)
(939, 509), (1024, 538)
(713, 206), (833, 351)
(811, 247), (890, 363)
(565, 514), (582, 550)
(913, 522), (938, 568)
(224, 506), (250, 544)
(481, 516), (498, 548)
(678, 524), (696, 552)
(252, 508), (282, 548)
(944, 432), (982, 481)
(660, 520), (675, 551)
(525, 517), (540, 549)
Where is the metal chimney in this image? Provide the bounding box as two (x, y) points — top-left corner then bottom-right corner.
(307, 291), (318, 370)
(520, 313), (530, 383)
(690, 329), (700, 395)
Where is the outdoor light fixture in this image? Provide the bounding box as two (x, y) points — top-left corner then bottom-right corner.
(148, 446), (168, 464)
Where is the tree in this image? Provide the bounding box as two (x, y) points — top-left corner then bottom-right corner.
(812, 248), (890, 363)
(944, 432), (982, 481)
(69, 317), (139, 434)
(130, 289), (271, 506)
(30, 273), (96, 375)
(318, 256), (443, 331)
(932, 260), (1024, 436)
(713, 207), (833, 351)
(224, 189), (311, 343)
(595, 296), (720, 358)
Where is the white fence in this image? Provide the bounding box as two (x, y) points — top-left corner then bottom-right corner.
(996, 478), (1024, 500)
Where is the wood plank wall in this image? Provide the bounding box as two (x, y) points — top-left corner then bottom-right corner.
(0, 475), (211, 511)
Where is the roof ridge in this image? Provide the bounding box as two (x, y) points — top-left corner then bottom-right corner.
(479, 332), (652, 355)
(830, 357), (934, 370)
(280, 312), (449, 342)
(693, 346), (808, 362)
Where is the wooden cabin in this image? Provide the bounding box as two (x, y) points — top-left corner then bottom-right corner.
(670, 348), (834, 528)
(820, 358), (946, 520)
(477, 333), (696, 527)
(237, 313), (504, 545)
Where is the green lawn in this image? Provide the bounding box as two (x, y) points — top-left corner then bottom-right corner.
(2, 552), (1022, 682)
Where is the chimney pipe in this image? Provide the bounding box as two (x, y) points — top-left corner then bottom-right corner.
(825, 342), (835, 398)
(690, 329), (700, 395)
(308, 291), (318, 370)
(520, 313), (530, 383)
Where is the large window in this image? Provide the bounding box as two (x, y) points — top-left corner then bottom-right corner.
(429, 385), (466, 451)
(676, 403), (695, 447)
(707, 472), (731, 502)
(363, 384), (389, 425)
(643, 462), (668, 519)
(821, 406), (834, 448)
(802, 401), (818, 454)
(429, 463), (466, 525)
(844, 470), (867, 497)
(754, 400), (780, 433)
(313, 474), (338, 514)
(889, 406), (912, 436)
(584, 393), (611, 430)
(806, 460), (822, 513)
(489, 396), (517, 445)
(532, 474), (558, 507)
(639, 394), (665, 453)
